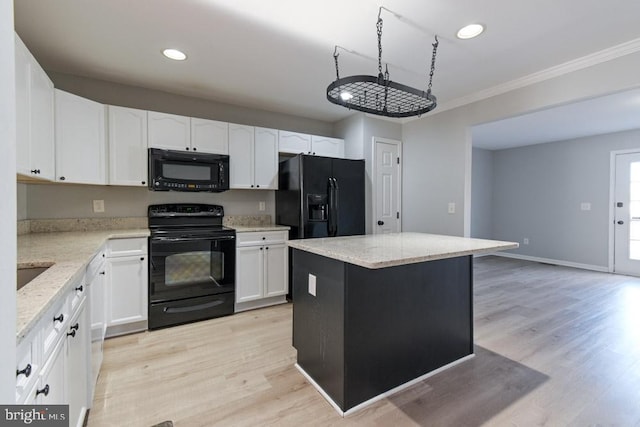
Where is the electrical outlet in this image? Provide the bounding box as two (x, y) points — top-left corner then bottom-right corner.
(92, 200), (105, 213)
(580, 202), (591, 211)
(448, 202), (456, 214)
(523, 238), (529, 245)
(259, 201), (266, 211)
(308, 274), (316, 296)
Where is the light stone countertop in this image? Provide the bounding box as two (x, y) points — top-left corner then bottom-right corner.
(231, 225), (290, 233)
(17, 229), (149, 344)
(287, 232), (518, 269)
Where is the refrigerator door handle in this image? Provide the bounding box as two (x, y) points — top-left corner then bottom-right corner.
(332, 177), (339, 236)
(327, 177), (337, 236)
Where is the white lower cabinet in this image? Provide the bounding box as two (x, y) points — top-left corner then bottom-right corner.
(67, 301), (89, 427)
(105, 238), (148, 336)
(235, 231), (288, 312)
(17, 274), (89, 426)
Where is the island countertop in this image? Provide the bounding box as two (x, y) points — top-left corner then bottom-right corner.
(287, 232), (518, 269)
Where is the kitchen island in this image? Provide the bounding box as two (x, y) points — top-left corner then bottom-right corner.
(288, 232), (517, 414)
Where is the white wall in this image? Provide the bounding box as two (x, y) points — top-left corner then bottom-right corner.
(402, 50), (640, 237)
(1, 1), (17, 403)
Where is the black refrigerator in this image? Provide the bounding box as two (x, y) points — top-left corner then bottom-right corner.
(276, 154), (365, 239)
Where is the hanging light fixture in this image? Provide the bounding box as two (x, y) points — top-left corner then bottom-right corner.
(326, 7), (440, 118)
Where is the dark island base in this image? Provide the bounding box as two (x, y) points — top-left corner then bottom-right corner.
(292, 249), (473, 413)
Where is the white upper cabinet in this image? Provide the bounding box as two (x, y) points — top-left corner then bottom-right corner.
(15, 34), (55, 181)
(228, 124), (254, 189)
(191, 118), (228, 154)
(148, 113), (228, 154)
(278, 130), (311, 154)
(254, 127), (278, 189)
(147, 111), (191, 151)
(55, 89), (106, 185)
(311, 135), (345, 158)
(229, 124), (278, 190)
(278, 130), (345, 158)
(108, 106), (148, 186)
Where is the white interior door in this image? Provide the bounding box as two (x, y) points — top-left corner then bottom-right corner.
(373, 138), (401, 234)
(614, 152), (640, 275)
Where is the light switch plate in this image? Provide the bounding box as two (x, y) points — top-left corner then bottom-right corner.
(580, 202), (591, 211)
(308, 274), (316, 296)
(448, 202), (456, 214)
(93, 200), (105, 213)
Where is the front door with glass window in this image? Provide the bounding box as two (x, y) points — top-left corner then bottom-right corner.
(614, 152), (640, 275)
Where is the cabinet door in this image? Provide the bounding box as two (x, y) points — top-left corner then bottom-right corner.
(278, 131), (311, 154)
(55, 89), (106, 184)
(29, 58), (55, 180)
(38, 339), (66, 405)
(254, 127), (278, 190)
(191, 118), (228, 154)
(15, 35), (31, 176)
(264, 244), (288, 297)
(311, 136), (344, 158)
(108, 106), (148, 186)
(229, 123), (254, 189)
(106, 255), (148, 326)
(67, 304), (89, 427)
(236, 246), (263, 303)
(147, 111), (190, 151)
(88, 263), (105, 394)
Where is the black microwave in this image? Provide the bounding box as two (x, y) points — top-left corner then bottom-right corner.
(148, 148), (230, 192)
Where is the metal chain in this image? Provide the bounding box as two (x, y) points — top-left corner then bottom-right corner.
(427, 35), (439, 93)
(333, 46), (340, 81)
(377, 17), (383, 77)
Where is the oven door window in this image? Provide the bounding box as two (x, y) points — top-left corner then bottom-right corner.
(149, 237), (235, 302)
(165, 250), (223, 286)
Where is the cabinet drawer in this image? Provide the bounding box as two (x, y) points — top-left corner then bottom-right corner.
(107, 237), (147, 257)
(87, 248), (106, 279)
(15, 334), (39, 403)
(68, 275), (88, 314)
(236, 231), (288, 246)
(41, 297), (69, 362)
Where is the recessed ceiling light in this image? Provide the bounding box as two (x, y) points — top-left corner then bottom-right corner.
(162, 48), (187, 61)
(456, 24), (484, 40)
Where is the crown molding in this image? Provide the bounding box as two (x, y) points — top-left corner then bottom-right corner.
(402, 37), (640, 124)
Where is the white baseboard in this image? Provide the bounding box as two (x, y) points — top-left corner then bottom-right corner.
(492, 252), (609, 273)
(296, 353), (475, 417)
(234, 295), (287, 313)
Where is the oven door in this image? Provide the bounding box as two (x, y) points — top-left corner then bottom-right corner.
(149, 233), (235, 303)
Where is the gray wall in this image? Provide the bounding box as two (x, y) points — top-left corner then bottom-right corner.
(17, 183), (27, 220)
(471, 148), (493, 239)
(25, 184), (275, 219)
(491, 129), (640, 269)
(49, 72), (334, 136)
(402, 50), (640, 237)
(334, 113), (402, 234)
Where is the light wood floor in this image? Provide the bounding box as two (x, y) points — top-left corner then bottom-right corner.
(88, 256), (640, 426)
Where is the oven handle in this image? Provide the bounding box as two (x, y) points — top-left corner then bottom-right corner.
(151, 235), (235, 242)
(163, 299), (225, 314)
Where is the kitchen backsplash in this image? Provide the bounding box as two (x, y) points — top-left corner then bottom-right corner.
(18, 214), (274, 234)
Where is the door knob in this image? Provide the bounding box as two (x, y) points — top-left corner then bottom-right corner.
(617, 220), (624, 225)
(377, 220), (384, 226)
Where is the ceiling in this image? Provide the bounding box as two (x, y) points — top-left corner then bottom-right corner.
(13, 0), (640, 144)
